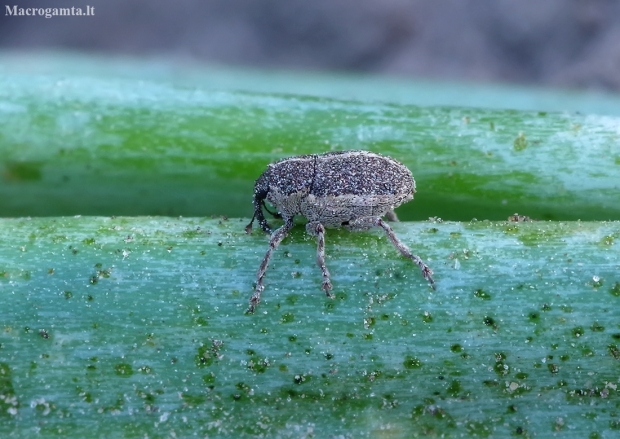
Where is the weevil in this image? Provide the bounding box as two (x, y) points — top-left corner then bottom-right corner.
(245, 150), (435, 313)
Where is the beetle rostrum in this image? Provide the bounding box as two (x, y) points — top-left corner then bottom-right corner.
(245, 150), (435, 313)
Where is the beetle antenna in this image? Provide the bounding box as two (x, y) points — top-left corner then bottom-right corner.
(263, 202), (282, 219)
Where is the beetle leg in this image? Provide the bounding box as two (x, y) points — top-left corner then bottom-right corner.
(306, 222), (334, 298)
(248, 218), (294, 313)
(376, 218), (436, 290)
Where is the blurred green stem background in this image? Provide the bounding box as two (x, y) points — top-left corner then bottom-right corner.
(2, 52), (620, 221)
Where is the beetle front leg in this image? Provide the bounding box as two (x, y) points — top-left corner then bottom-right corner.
(248, 218), (294, 313)
(306, 221), (334, 298)
(376, 218), (435, 289)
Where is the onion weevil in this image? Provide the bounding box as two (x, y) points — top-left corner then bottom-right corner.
(245, 150), (435, 313)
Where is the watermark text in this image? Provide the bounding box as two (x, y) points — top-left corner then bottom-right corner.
(5, 5), (95, 18)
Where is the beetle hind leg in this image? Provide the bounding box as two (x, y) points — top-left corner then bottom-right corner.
(376, 218), (436, 289)
(306, 222), (334, 298)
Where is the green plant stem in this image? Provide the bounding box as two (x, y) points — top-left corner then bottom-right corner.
(1, 217), (619, 437)
(1, 74), (620, 220)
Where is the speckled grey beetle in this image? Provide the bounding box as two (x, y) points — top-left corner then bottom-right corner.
(245, 150), (435, 313)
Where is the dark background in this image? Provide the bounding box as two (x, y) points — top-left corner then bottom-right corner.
(2, 0), (620, 91)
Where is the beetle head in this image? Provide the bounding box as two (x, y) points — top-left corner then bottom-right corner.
(245, 170), (273, 234)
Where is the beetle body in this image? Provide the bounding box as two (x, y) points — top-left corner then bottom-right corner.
(245, 150), (434, 313)
(251, 151), (414, 231)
